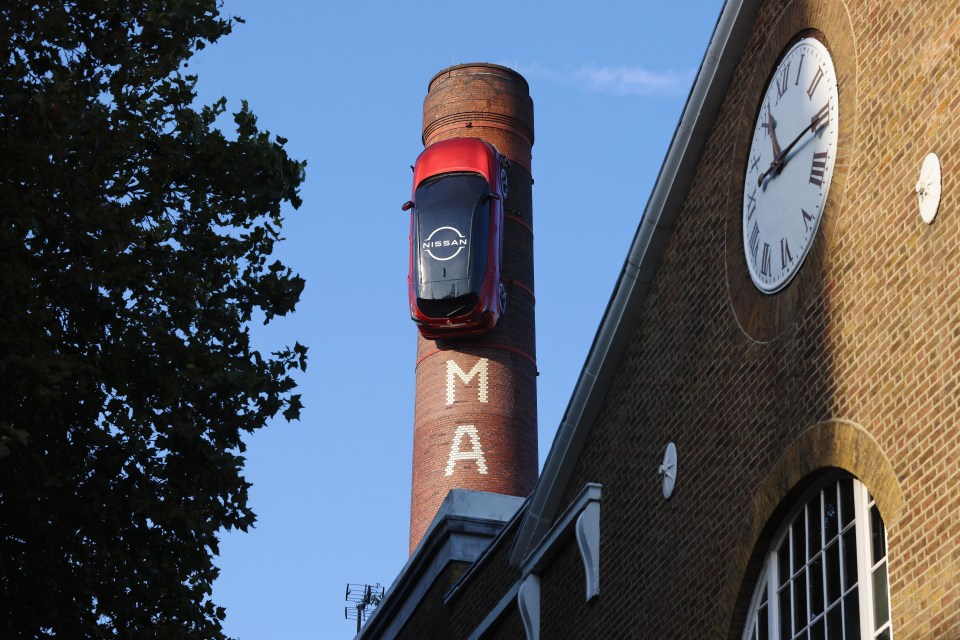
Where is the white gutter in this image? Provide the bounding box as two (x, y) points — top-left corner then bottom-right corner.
(509, 0), (763, 565)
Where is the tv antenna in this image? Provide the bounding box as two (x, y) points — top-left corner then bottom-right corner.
(345, 583), (384, 633)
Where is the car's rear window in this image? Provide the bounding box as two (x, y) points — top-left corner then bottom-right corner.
(414, 173), (490, 286)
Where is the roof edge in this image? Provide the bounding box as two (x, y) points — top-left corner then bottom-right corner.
(509, 0), (762, 565)
(358, 490), (524, 640)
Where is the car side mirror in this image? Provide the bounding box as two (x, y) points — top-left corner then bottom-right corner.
(401, 201), (414, 211)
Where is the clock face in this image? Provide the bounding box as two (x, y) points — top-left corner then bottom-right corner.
(743, 36), (839, 293)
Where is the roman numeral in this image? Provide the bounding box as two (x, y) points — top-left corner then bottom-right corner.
(809, 151), (828, 186)
(751, 153), (761, 172)
(811, 102), (830, 135)
(760, 243), (772, 276)
(776, 63), (790, 100)
(746, 188), (757, 221)
(780, 237), (793, 268)
(802, 208), (815, 233)
(807, 66), (824, 99)
(749, 223), (760, 261)
(795, 54), (805, 85)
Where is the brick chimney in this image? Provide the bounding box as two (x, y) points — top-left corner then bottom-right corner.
(409, 63), (538, 553)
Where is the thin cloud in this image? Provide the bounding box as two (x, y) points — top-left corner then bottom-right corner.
(519, 62), (694, 96)
(573, 65), (694, 96)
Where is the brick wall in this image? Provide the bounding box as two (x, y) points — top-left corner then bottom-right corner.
(390, 516), (523, 640)
(446, 518), (524, 639)
(437, 0), (960, 637)
(389, 560), (470, 640)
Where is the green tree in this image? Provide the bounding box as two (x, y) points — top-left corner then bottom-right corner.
(0, 1), (307, 637)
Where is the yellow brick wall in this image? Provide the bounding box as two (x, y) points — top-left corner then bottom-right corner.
(528, 0), (960, 638)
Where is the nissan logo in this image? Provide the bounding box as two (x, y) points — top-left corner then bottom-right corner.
(423, 226), (468, 261)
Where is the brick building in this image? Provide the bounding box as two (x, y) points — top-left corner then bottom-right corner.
(359, 0), (960, 637)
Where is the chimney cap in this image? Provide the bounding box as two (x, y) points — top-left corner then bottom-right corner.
(428, 62), (529, 93)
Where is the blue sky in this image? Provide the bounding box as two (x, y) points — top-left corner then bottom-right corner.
(190, 1), (724, 637)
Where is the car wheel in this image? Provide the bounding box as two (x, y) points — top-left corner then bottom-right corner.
(500, 167), (508, 200)
(499, 282), (507, 314)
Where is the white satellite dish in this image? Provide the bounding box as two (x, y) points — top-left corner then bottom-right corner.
(916, 152), (942, 224)
(658, 442), (678, 500)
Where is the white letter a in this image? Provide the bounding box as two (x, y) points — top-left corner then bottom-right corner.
(444, 425), (489, 476)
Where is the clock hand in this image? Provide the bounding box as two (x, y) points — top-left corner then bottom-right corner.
(775, 118), (821, 167)
(760, 104), (783, 158)
(756, 105), (784, 189)
(756, 109), (828, 187)
(757, 154), (784, 188)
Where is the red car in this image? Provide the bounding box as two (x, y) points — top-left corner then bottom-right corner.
(403, 137), (509, 339)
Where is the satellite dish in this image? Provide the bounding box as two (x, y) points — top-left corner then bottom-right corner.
(916, 152), (942, 224)
(658, 442), (678, 500)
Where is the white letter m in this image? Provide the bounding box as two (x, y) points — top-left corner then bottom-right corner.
(446, 358), (489, 405)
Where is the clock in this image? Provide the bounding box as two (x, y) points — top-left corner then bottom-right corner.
(742, 36), (839, 294)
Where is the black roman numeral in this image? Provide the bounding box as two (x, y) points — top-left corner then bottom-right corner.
(760, 243), (772, 276)
(809, 151), (828, 186)
(749, 223), (760, 261)
(807, 66), (824, 99)
(802, 208), (815, 232)
(746, 188), (757, 221)
(795, 54), (805, 85)
(776, 63), (791, 101)
(751, 153), (761, 172)
(780, 237), (793, 268)
(811, 102), (830, 135)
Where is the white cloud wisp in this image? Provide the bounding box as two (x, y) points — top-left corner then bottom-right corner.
(520, 62), (694, 97)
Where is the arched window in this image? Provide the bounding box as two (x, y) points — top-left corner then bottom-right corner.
(742, 475), (892, 640)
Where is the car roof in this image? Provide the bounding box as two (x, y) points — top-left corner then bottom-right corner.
(413, 137), (498, 193)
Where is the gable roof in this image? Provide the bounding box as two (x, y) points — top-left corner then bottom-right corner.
(509, 0), (764, 566)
